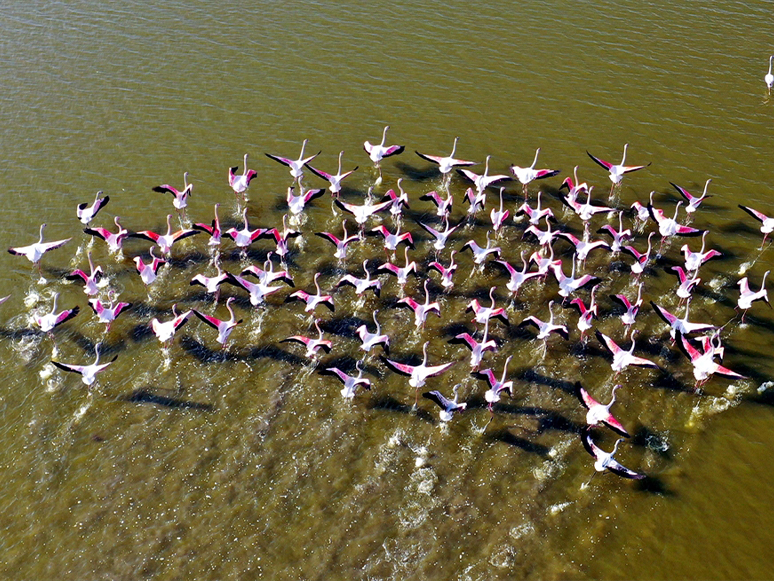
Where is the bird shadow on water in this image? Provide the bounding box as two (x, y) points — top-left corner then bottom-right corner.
(118, 387), (214, 411)
(179, 335), (306, 366)
(366, 394), (435, 423)
(485, 427), (551, 458)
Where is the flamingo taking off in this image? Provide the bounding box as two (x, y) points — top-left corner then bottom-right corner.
(8, 224), (71, 271)
(77, 191), (110, 225)
(266, 139), (320, 181)
(51, 342), (116, 387)
(579, 384), (629, 437)
(229, 154), (258, 200)
(192, 297), (243, 348)
(509, 148), (560, 196)
(587, 144), (651, 196)
(153, 171), (192, 212)
(364, 126), (404, 183)
(581, 428), (645, 480)
(307, 151), (358, 197)
(415, 137), (476, 180)
(323, 361), (372, 399)
(423, 386), (467, 422)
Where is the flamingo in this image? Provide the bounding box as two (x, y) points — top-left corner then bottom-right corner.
(66, 251), (103, 296)
(133, 247), (167, 286)
(224, 273), (284, 307)
(676, 332), (746, 386)
(463, 186), (488, 216)
(268, 215), (300, 261)
(509, 147), (560, 196)
(681, 231), (721, 273)
(378, 246), (418, 287)
(356, 310), (390, 354)
(622, 232), (655, 276)
(428, 251), (458, 290)
(766, 55), (774, 92)
(153, 171), (192, 212)
(551, 259), (600, 300)
(524, 219), (559, 250)
(337, 260), (382, 297)
(35, 293), (80, 333)
(370, 223), (414, 252)
(415, 137), (476, 181)
(76, 191), (110, 225)
(383, 341), (455, 399)
(84, 216), (128, 254)
(420, 189), (453, 218)
(461, 231), (501, 265)
(334, 197), (393, 229)
(568, 284), (599, 341)
(563, 186), (614, 227)
(382, 179), (410, 220)
(192, 203), (223, 247)
(150, 304), (192, 346)
(648, 200), (703, 253)
(324, 361), (372, 399)
(228, 154), (258, 200)
(738, 205), (774, 248)
(515, 191), (555, 226)
(579, 384), (629, 437)
(671, 179), (711, 214)
(307, 151), (358, 197)
(287, 185), (326, 215)
(478, 356), (514, 409)
(667, 265), (701, 303)
(557, 231), (611, 265)
(8, 224), (71, 271)
(610, 282), (643, 333)
(581, 428), (645, 480)
(597, 211), (632, 253)
(397, 279), (441, 329)
(315, 220), (359, 260)
(518, 301), (569, 341)
(490, 188), (510, 232)
(418, 216), (461, 252)
(457, 155), (510, 194)
(559, 166), (589, 204)
(363, 125), (404, 183)
(130, 214), (199, 255)
(529, 246), (562, 279)
(88, 297), (131, 331)
(286, 272), (334, 313)
(192, 297), (243, 348)
(451, 318), (498, 370)
(190, 266), (229, 301)
(225, 208), (271, 249)
(466, 286), (508, 326)
(651, 299), (717, 340)
(496, 252), (543, 296)
(595, 330), (659, 375)
(737, 270), (770, 320)
(266, 139), (320, 181)
(51, 342), (117, 387)
(240, 254), (294, 288)
(587, 144), (651, 196)
(423, 386), (467, 422)
(282, 319), (332, 359)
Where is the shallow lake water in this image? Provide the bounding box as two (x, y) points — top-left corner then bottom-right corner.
(1, 1), (774, 579)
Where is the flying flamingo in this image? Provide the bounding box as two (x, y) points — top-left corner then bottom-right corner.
(515, 191), (555, 226)
(266, 139), (320, 181)
(66, 251), (103, 296)
(225, 208), (271, 249)
(463, 186), (488, 216)
(579, 384), (629, 437)
(8, 224), (71, 272)
(192, 297), (243, 348)
(651, 299), (717, 340)
(334, 197), (393, 230)
(557, 231), (611, 265)
(88, 296), (131, 331)
(595, 330), (659, 376)
(415, 136), (476, 184)
(524, 219), (559, 250)
(738, 204), (774, 248)
(51, 342), (116, 387)
(307, 151), (358, 197)
(559, 166), (589, 205)
(518, 301), (569, 342)
(378, 246), (418, 287)
(667, 265), (701, 303)
(150, 304), (192, 346)
(153, 171), (192, 215)
(648, 200), (703, 253)
(356, 310), (390, 354)
(496, 251), (543, 296)
(323, 361), (372, 399)
(551, 259), (600, 301)
(383, 341), (455, 404)
(581, 428), (645, 480)
(240, 254), (294, 288)
(509, 147), (560, 196)
(84, 216), (128, 254)
(35, 292), (80, 333)
(428, 250), (458, 290)
(418, 216), (461, 252)
(224, 273), (284, 307)
(568, 284), (599, 341)
(681, 231), (721, 273)
(76, 190), (110, 225)
(382, 179), (410, 220)
(337, 260), (382, 298)
(420, 189), (453, 218)
(587, 144), (651, 196)
(229, 154), (258, 200)
(423, 386), (467, 422)
(397, 279), (441, 329)
(370, 223), (414, 253)
(450, 318), (498, 370)
(190, 265), (229, 301)
(315, 220), (359, 260)
(286, 272), (334, 313)
(478, 356), (514, 410)
(134, 247), (168, 286)
(610, 282), (643, 335)
(597, 211), (632, 254)
(268, 214), (300, 261)
(130, 214), (199, 255)
(622, 232), (655, 277)
(192, 204), (223, 247)
(466, 286), (508, 326)
(363, 125), (404, 184)
(282, 319), (332, 359)
(457, 155), (510, 194)
(676, 332), (746, 387)
(286, 185), (325, 215)
(670, 179), (711, 214)
(462, 231), (501, 265)
(490, 188), (510, 232)
(737, 270), (770, 320)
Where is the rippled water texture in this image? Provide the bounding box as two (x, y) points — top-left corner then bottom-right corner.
(1, 1), (774, 579)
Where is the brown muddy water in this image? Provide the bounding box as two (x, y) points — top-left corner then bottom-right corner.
(1, 0), (774, 579)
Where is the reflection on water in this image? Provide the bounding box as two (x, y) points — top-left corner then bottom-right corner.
(1, 0), (774, 579)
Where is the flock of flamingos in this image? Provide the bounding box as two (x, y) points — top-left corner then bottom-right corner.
(6, 100), (774, 483)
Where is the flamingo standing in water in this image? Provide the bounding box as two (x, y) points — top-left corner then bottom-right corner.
(766, 55), (774, 92)
(51, 342), (117, 387)
(76, 191), (110, 225)
(307, 151), (359, 197)
(364, 126), (404, 184)
(510, 147), (560, 197)
(587, 143), (651, 197)
(8, 224), (71, 272)
(266, 139), (320, 182)
(229, 154), (258, 200)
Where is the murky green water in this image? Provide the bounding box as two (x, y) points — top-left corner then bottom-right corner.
(1, 1), (774, 579)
